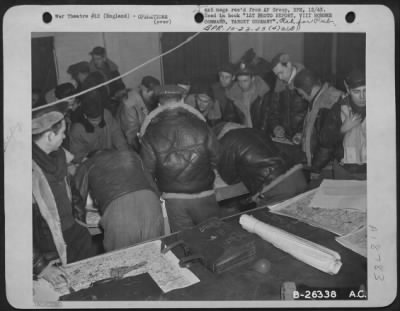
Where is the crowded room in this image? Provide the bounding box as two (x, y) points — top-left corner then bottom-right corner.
(31, 32), (367, 301)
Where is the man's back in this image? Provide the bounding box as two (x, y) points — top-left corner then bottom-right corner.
(140, 103), (219, 194)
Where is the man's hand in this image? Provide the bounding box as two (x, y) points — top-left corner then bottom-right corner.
(273, 126), (285, 138)
(341, 113), (362, 133)
(38, 259), (68, 287)
(292, 132), (302, 145)
(67, 164), (77, 176)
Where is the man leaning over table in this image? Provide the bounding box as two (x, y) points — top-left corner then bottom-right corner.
(139, 85), (221, 232)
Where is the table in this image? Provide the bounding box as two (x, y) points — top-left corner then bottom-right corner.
(161, 208), (366, 300)
(65, 204), (367, 301)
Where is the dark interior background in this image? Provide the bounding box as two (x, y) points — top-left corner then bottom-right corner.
(32, 32), (365, 96)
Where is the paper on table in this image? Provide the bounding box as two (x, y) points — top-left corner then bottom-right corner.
(335, 226), (367, 258)
(309, 179), (367, 211)
(270, 189), (366, 236)
(49, 240), (199, 296)
(240, 214), (342, 275)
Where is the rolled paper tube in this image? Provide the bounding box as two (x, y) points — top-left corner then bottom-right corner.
(239, 214), (342, 275)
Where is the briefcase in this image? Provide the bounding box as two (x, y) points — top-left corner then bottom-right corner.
(178, 217), (257, 274)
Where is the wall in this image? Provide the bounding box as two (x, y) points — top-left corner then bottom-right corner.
(36, 32), (162, 89)
(54, 32), (104, 84)
(103, 33), (162, 89)
(229, 33), (304, 64)
(33, 32), (305, 89)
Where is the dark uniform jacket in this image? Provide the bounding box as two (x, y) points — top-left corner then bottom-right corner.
(303, 83), (344, 173)
(73, 150), (158, 215)
(215, 123), (289, 194)
(139, 102), (220, 194)
(268, 63), (308, 138)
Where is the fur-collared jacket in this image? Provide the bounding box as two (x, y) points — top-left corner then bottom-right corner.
(32, 149), (74, 276)
(139, 102), (220, 194)
(225, 76), (271, 132)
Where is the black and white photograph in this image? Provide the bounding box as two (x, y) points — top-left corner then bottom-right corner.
(3, 4), (397, 309)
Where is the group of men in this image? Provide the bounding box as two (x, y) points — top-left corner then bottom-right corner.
(32, 46), (366, 286)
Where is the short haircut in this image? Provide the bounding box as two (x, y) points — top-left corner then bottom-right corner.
(159, 93), (183, 105)
(141, 76), (161, 91)
(81, 90), (104, 118)
(293, 69), (320, 95)
(55, 83), (76, 100)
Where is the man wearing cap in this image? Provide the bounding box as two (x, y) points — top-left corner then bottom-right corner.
(116, 76), (160, 151)
(226, 62), (271, 132)
(269, 53), (308, 159)
(293, 69), (344, 182)
(32, 110), (97, 286)
(139, 85), (221, 232)
(89, 46), (126, 98)
(69, 78), (129, 163)
(331, 69), (366, 180)
(210, 63), (242, 124)
(185, 84), (222, 127)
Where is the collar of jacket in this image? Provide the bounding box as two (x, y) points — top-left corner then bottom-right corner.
(139, 101), (207, 137)
(227, 75), (270, 103)
(275, 63), (305, 92)
(216, 122), (248, 140)
(32, 160), (68, 265)
(311, 83), (343, 110)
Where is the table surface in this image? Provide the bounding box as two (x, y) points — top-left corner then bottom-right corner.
(160, 208), (366, 301)
(69, 203), (366, 301)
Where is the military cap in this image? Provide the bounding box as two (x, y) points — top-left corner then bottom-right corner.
(67, 61), (90, 77)
(235, 62), (255, 77)
(32, 111), (64, 135)
(345, 69), (365, 89)
(89, 46), (106, 56)
(218, 62), (235, 75)
(271, 53), (290, 70)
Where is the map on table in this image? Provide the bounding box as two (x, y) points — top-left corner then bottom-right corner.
(52, 240), (199, 296)
(335, 226), (367, 258)
(269, 189), (366, 236)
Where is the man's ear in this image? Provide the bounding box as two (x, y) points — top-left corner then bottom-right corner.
(46, 131), (54, 143)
